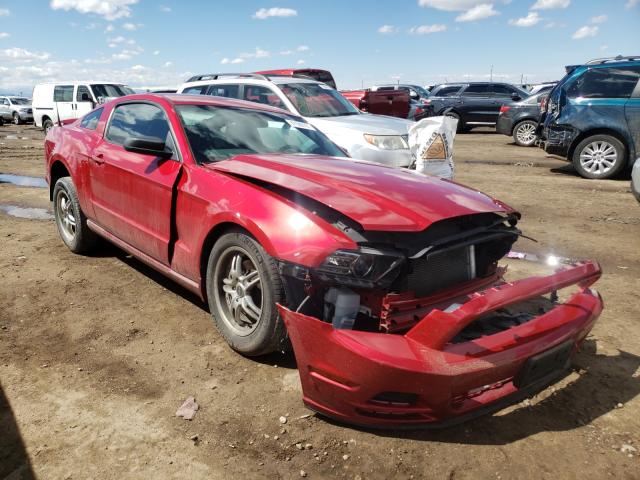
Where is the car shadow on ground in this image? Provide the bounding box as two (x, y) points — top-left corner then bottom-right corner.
(0, 383), (36, 480)
(323, 340), (640, 445)
(550, 163), (632, 180)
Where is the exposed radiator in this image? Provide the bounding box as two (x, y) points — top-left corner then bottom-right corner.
(406, 245), (475, 297)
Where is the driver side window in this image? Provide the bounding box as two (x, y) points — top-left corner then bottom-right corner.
(106, 103), (177, 158)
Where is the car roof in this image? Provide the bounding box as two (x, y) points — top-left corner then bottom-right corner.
(182, 76), (320, 87)
(34, 81), (128, 87)
(106, 93), (297, 116)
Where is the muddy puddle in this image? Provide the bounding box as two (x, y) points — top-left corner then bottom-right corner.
(0, 205), (53, 220)
(0, 173), (47, 188)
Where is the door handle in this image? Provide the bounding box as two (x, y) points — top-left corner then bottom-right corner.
(91, 153), (105, 165)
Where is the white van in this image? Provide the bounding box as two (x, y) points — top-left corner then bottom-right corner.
(32, 82), (135, 133)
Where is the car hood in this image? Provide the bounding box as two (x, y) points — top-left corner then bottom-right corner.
(207, 154), (514, 231)
(306, 113), (412, 136)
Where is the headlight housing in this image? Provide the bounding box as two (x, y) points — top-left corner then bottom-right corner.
(363, 134), (409, 150)
(315, 247), (405, 289)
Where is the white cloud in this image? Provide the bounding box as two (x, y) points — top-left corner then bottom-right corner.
(378, 24), (398, 34)
(0, 47), (50, 61)
(590, 14), (607, 24)
(296, 45), (309, 52)
(252, 7), (297, 20)
(105, 23), (114, 32)
(50, 0), (139, 21)
(153, 50), (160, 55)
(508, 11), (541, 27)
(455, 4), (499, 22)
(159, 5), (171, 12)
(296, 59), (305, 65)
(572, 25), (598, 39)
(600, 44), (608, 51)
(163, 61), (173, 67)
(122, 22), (142, 30)
(626, 0), (639, 7)
(0, 32), (10, 39)
(531, 0), (570, 10)
(131, 64), (145, 71)
(408, 24), (447, 34)
(419, 0), (494, 11)
(0, 8), (9, 16)
(220, 57), (245, 65)
(239, 47), (271, 59)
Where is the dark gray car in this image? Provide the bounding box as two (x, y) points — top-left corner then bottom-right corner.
(496, 92), (546, 147)
(428, 82), (530, 132)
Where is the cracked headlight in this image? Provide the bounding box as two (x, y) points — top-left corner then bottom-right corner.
(363, 134), (409, 150)
(315, 248), (405, 289)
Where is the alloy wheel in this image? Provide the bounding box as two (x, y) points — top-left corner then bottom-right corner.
(214, 247), (263, 336)
(56, 189), (77, 243)
(515, 122), (537, 146)
(579, 141), (618, 176)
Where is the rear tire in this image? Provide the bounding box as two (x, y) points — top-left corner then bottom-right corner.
(43, 118), (54, 135)
(206, 231), (288, 356)
(512, 120), (538, 147)
(572, 135), (626, 179)
(53, 177), (99, 254)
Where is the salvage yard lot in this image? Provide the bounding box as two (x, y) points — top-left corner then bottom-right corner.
(1, 125), (639, 479)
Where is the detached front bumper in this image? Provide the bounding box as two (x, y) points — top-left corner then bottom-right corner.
(280, 261), (602, 428)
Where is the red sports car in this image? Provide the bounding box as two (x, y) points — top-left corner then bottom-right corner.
(45, 94), (603, 428)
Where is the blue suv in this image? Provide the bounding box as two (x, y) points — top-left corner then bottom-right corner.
(540, 56), (640, 179)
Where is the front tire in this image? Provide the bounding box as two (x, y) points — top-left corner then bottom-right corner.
(512, 120), (538, 147)
(43, 118), (54, 135)
(53, 177), (98, 254)
(444, 111), (464, 133)
(13, 112), (21, 125)
(206, 231), (288, 356)
(572, 135), (626, 179)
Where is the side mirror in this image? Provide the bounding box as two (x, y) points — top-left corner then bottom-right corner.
(123, 136), (173, 158)
(80, 93), (92, 102)
(511, 93), (521, 101)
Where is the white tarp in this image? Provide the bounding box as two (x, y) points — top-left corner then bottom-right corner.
(407, 116), (457, 180)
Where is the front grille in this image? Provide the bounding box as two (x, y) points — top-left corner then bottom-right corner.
(405, 245), (474, 297)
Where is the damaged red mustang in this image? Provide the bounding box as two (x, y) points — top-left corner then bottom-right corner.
(45, 94), (603, 428)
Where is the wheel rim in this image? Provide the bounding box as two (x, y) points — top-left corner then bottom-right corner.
(13, 114), (19, 125)
(516, 122), (536, 145)
(579, 140), (618, 175)
(214, 247), (263, 336)
(55, 189), (77, 243)
(44, 122), (52, 134)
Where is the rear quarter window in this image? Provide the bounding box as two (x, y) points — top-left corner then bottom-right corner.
(567, 67), (640, 99)
(79, 108), (103, 130)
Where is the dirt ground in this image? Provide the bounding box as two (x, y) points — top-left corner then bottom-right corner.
(1, 124), (639, 480)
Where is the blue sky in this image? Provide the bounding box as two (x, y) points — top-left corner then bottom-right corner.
(0, 0), (639, 94)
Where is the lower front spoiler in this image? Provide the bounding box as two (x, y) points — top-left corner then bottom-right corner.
(280, 261), (603, 428)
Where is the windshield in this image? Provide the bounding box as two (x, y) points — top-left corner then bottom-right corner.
(410, 86), (431, 98)
(9, 97), (30, 105)
(279, 83), (360, 118)
(176, 104), (347, 163)
(90, 84), (135, 99)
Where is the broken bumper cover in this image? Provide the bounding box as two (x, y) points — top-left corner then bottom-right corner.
(280, 261), (602, 428)
(540, 125), (577, 158)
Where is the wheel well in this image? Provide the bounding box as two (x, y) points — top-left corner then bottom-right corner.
(568, 128), (629, 164)
(199, 222), (253, 300)
(42, 115), (51, 123)
(49, 161), (70, 200)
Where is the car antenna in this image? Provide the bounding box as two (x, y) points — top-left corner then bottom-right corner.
(54, 98), (62, 127)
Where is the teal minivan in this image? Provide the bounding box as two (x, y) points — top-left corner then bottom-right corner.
(540, 56), (640, 179)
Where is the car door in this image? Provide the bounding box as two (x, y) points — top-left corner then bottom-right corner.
(0, 97), (10, 120)
(75, 85), (95, 118)
(89, 101), (182, 264)
(460, 84), (491, 123)
(52, 85), (75, 122)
